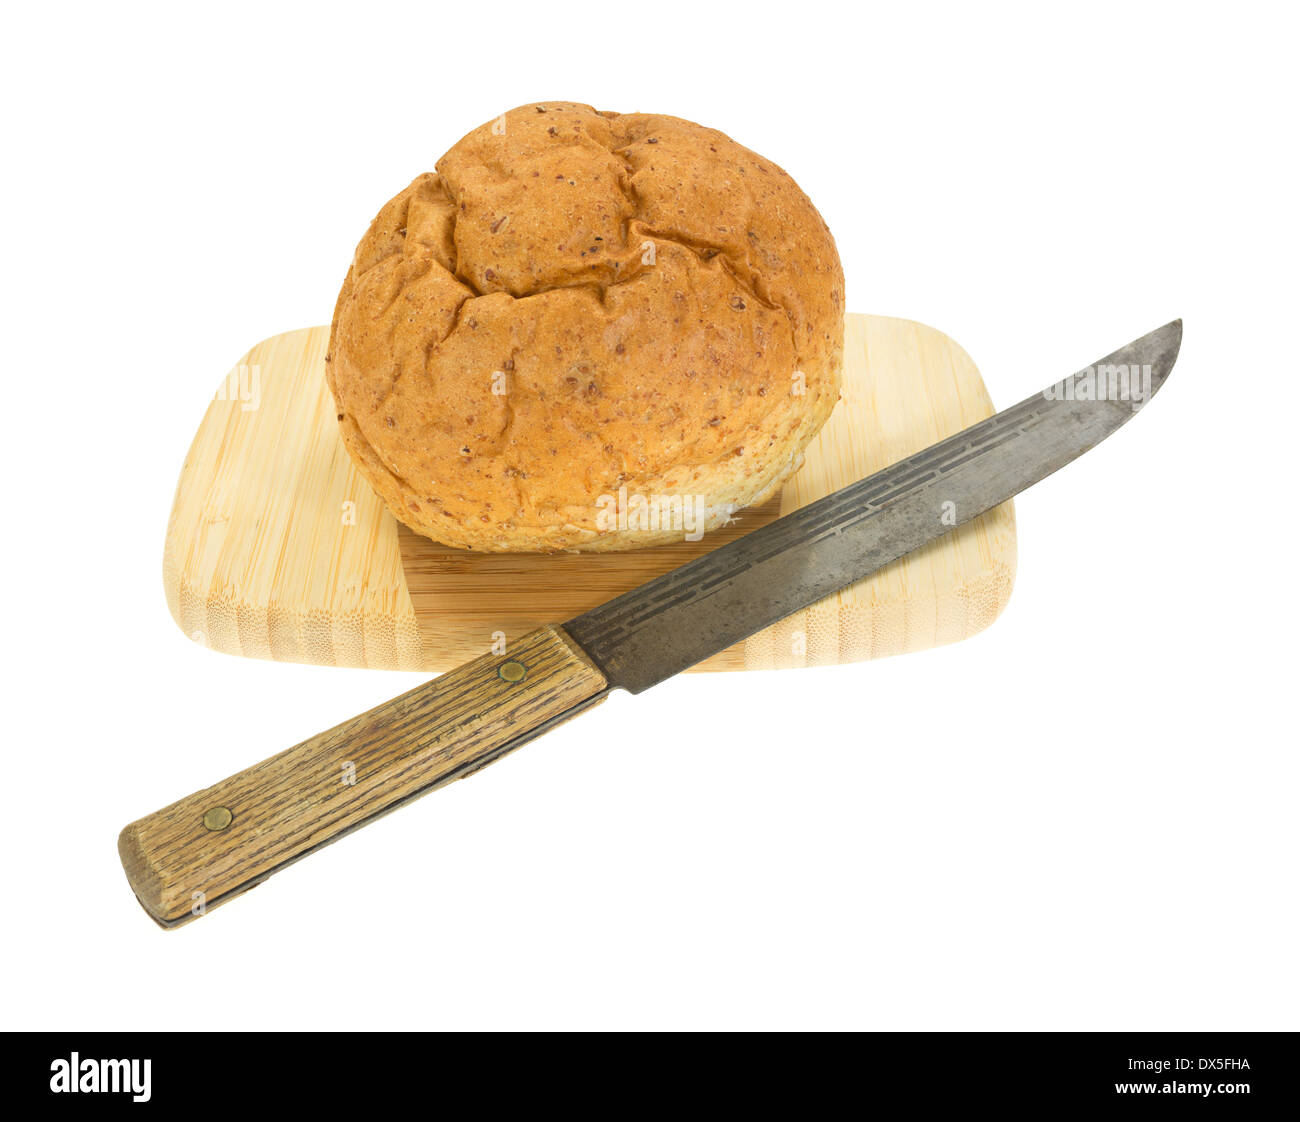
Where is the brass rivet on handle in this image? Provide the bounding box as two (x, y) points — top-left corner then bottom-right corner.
(202, 806), (233, 832)
(498, 660), (527, 683)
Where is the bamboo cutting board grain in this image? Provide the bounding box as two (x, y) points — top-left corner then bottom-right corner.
(164, 314), (1017, 672)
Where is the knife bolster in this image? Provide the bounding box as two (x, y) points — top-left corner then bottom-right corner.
(118, 625), (607, 927)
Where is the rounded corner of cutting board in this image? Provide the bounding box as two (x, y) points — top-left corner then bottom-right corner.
(163, 313), (1017, 673)
(160, 325), (425, 670)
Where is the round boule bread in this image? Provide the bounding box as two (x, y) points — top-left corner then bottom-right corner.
(326, 102), (844, 552)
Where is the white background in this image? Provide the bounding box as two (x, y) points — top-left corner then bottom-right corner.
(2, 1), (1295, 1030)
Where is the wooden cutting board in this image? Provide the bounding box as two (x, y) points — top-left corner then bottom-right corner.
(164, 314), (1016, 672)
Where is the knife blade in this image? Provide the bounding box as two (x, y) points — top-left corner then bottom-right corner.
(569, 319), (1182, 692)
(119, 320), (1181, 925)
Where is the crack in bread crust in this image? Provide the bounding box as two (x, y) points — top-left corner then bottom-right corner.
(327, 102), (844, 553)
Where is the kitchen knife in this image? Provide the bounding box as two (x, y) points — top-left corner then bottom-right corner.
(120, 320), (1182, 926)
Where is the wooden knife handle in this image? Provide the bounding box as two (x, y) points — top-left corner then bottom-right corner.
(118, 625), (607, 927)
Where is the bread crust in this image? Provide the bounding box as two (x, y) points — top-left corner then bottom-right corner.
(327, 102), (843, 552)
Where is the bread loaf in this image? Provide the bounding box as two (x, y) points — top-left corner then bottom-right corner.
(327, 102), (844, 551)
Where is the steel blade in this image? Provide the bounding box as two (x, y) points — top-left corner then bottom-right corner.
(565, 320), (1181, 692)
